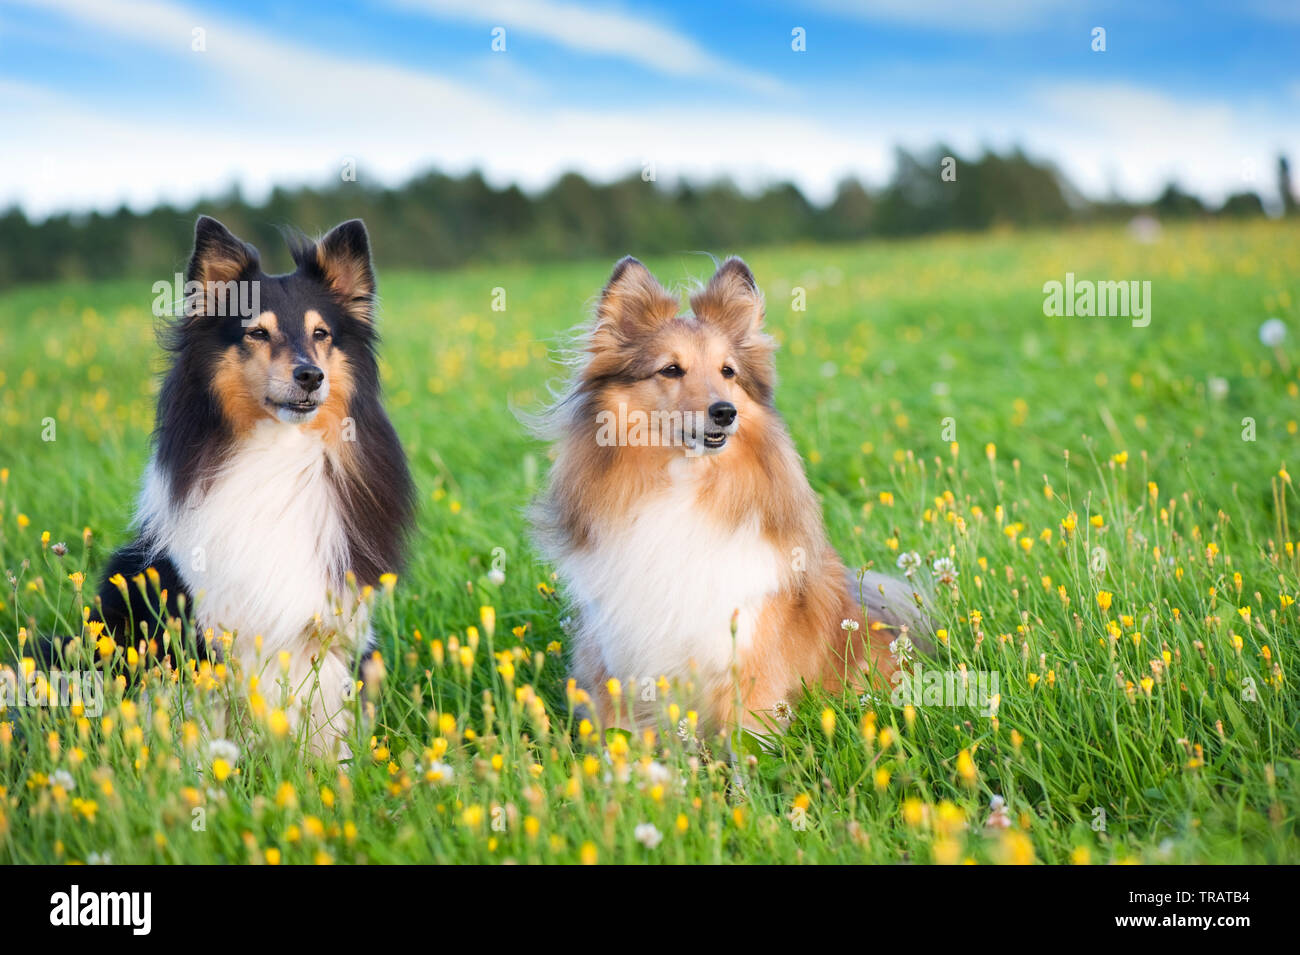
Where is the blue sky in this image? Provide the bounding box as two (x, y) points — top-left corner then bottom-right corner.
(1, 0), (1298, 217)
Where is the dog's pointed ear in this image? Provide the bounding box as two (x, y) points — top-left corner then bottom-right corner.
(691, 256), (764, 338)
(314, 219), (376, 323)
(186, 216), (259, 288)
(594, 256), (679, 343)
(709, 257), (758, 295)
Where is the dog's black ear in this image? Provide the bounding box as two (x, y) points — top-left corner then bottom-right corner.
(594, 256), (679, 341)
(183, 216), (260, 320)
(311, 219), (376, 323)
(691, 256), (764, 337)
(711, 257), (758, 293)
(186, 216), (259, 288)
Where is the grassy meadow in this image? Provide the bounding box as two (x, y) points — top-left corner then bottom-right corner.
(0, 219), (1297, 864)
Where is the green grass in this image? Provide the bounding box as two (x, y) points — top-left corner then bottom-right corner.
(1, 219), (1297, 864)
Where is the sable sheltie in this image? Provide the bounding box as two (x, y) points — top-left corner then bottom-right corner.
(88, 216), (415, 756)
(533, 256), (927, 735)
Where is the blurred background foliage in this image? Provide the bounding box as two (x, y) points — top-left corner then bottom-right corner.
(2, 146), (1294, 289)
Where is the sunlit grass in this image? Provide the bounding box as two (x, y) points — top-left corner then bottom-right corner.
(0, 219), (1297, 863)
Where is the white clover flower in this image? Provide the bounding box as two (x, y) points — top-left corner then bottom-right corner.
(772, 699), (795, 722)
(634, 822), (664, 849)
(840, 618), (861, 632)
(889, 635), (914, 665)
(51, 770), (75, 791)
(896, 551), (922, 578)
(985, 794), (1011, 829)
(1208, 376), (1229, 401)
(932, 557), (959, 586)
(1260, 318), (1287, 347)
(87, 851), (112, 865)
(206, 738), (240, 764)
(487, 567), (506, 586)
(1127, 214), (1161, 244)
(424, 761), (454, 785)
(643, 761), (673, 786)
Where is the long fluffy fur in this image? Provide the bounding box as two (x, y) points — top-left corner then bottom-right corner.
(89, 216), (415, 756)
(533, 256), (928, 735)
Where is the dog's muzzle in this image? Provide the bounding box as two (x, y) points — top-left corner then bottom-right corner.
(266, 369), (328, 423)
(686, 402), (738, 454)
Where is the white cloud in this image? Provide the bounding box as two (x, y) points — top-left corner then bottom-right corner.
(0, 0), (877, 215)
(1, 1), (1296, 217)
(1029, 81), (1298, 203)
(14, 0), (501, 117)
(0, 77), (896, 217)
(386, 0), (782, 93)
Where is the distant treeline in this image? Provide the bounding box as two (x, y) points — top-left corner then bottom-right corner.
(1, 146), (1294, 289)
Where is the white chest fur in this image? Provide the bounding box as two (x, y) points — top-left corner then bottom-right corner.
(137, 421), (363, 658)
(559, 463), (786, 688)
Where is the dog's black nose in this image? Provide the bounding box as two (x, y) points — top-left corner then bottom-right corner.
(294, 364), (324, 393)
(708, 401), (737, 427)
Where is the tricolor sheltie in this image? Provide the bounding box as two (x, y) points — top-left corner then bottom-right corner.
(534, 256), (927, 735)
(90, 216), (415, 756)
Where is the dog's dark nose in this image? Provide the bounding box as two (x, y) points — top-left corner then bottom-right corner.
(708, 401), (737, 427)
(294, 364), (324, 393)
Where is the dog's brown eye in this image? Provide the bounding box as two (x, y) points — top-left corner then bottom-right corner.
(246, 327), (269, 341)
(313, 328), (330, 341)
(660, 364), (685, 379)
(721, 365), (736, 379)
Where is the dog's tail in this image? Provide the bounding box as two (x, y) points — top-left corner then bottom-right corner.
(848, 570), (935, 656)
